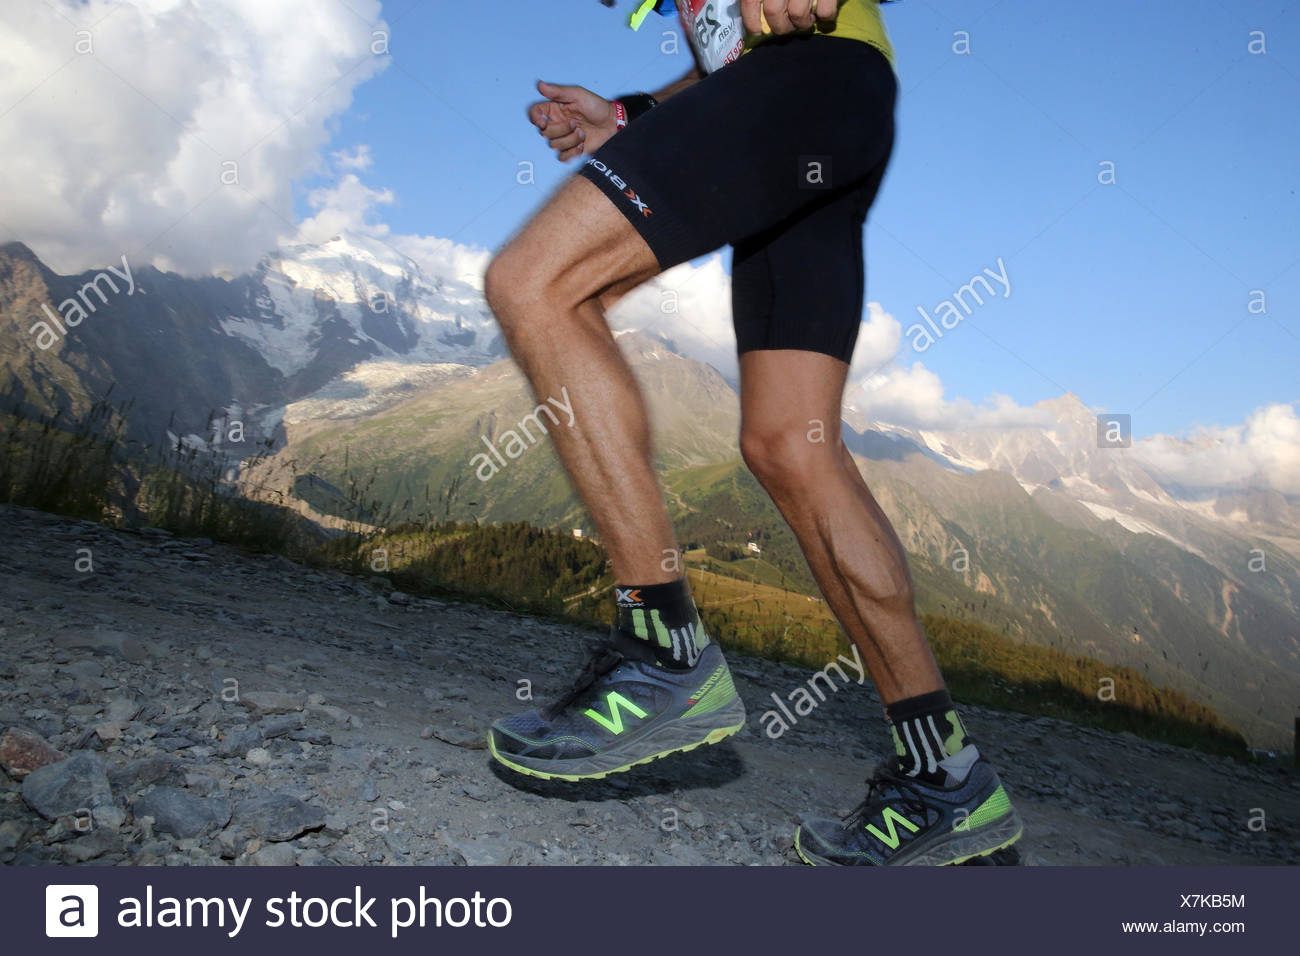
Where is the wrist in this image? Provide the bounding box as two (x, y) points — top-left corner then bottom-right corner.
(611, 92), (657, 130)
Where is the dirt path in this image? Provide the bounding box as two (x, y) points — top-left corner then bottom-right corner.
(1, 503), (1297, 866)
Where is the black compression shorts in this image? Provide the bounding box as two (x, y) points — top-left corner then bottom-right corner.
(576, 34), (897, 365)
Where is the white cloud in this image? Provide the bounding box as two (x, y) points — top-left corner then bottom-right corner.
(0, 0), (388, 275)
(853, 301), (904, 371)
(332, 144), (374, 172)
(851, 362), (1052, 430)
(607, 254), (737, 378)
(1133, 403), (1300, 495)
(842, 304), (1051, 430)
(297, 174), (394, 245)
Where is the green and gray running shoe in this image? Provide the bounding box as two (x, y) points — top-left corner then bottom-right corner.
(795, 754), (1022, 866)
(488, 628), (746, 781)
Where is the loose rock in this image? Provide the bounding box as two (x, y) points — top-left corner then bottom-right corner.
(234, 793), (326, 843)
(431, 726), (486, 750)
(0, 727), (66, 778)
(108, 755), (187, 795)
(250, 843), (297, 866)
(241, 692), (305, 715)
(21, 753), (114, 820)
(131, 787), (233, 839)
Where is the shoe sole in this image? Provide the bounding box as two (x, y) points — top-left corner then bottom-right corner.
(489, 696), (747, 782)
(794, 809), (1024, 867)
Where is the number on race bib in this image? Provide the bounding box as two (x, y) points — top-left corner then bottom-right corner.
(677, 0), (747, 73)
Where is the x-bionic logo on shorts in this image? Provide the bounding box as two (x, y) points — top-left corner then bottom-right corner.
(584, 158), (652, 217)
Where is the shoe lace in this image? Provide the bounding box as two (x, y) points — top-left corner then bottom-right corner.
(843, 763), (930, 830)
(542, 640), (626, 720)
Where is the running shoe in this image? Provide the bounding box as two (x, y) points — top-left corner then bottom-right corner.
(488, 627), (746, 781)
(795, 754), (1023, 866)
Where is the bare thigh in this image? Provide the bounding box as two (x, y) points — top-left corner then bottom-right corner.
(489, 175), (661, 316)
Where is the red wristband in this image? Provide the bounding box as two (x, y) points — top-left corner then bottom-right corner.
(613, 100), (628, 130)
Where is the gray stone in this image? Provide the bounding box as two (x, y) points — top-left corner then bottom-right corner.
(62, 829), (122, 863)
(311, 704), (353, 724)
(22, 753), (113, 820)
(288, 728), (332, 745)
(108, 755), (187, 794)
(241, 692), (304, 715)
(251, 843), (297, 866)
(93, 721), (126, 742)
(132, 787), (233, 838)
(0, 819), (29, 853)
(258, 714), (304, 739)
(93, 805), (128, 830)
(322, 813), (352, 836)
(105, 696), (143, 724)
(431, 726), (486, 750)
(217, 726), (263, 757)
(452, 837), (517, 866)
(235, 793), (326, 843)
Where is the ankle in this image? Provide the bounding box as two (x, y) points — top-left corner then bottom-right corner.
(615, 578), (709, 669)
(884, 689), (977, 784)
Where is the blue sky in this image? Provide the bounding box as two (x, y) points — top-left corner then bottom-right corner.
(298, 1), (1291, 438)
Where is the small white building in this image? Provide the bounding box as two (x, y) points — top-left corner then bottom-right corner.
(572, 528), (584, 539)
(747, 541), (761, 554)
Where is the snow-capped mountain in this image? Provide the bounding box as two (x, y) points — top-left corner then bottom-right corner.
(221, 233), (502, 378)
(846, 392), (1299, 547)
(0, 233), (505, 451)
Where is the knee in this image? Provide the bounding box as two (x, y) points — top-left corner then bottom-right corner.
(740, 422), (837, 494)
(483, 247), (544, 336)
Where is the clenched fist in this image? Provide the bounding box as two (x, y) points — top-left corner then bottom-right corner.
(528, 80), (618, 162)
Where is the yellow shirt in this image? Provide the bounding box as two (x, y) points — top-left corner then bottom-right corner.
(633, 1), (894, 72)
(822, 0), (894, 66)
(741, 1), (895, 70)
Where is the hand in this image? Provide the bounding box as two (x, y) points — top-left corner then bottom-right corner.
(527, 80), (618, 162)
(740, 0), (839, 35)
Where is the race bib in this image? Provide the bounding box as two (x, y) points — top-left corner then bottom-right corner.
(676, 0), (748, 73)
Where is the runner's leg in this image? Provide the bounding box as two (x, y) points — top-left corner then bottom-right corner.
(484, 176), (676, 585)
(737, 349), (944, 704)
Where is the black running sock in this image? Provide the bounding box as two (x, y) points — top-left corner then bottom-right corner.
(885, 689), (979, 785)
(615, 579), (709, 669)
